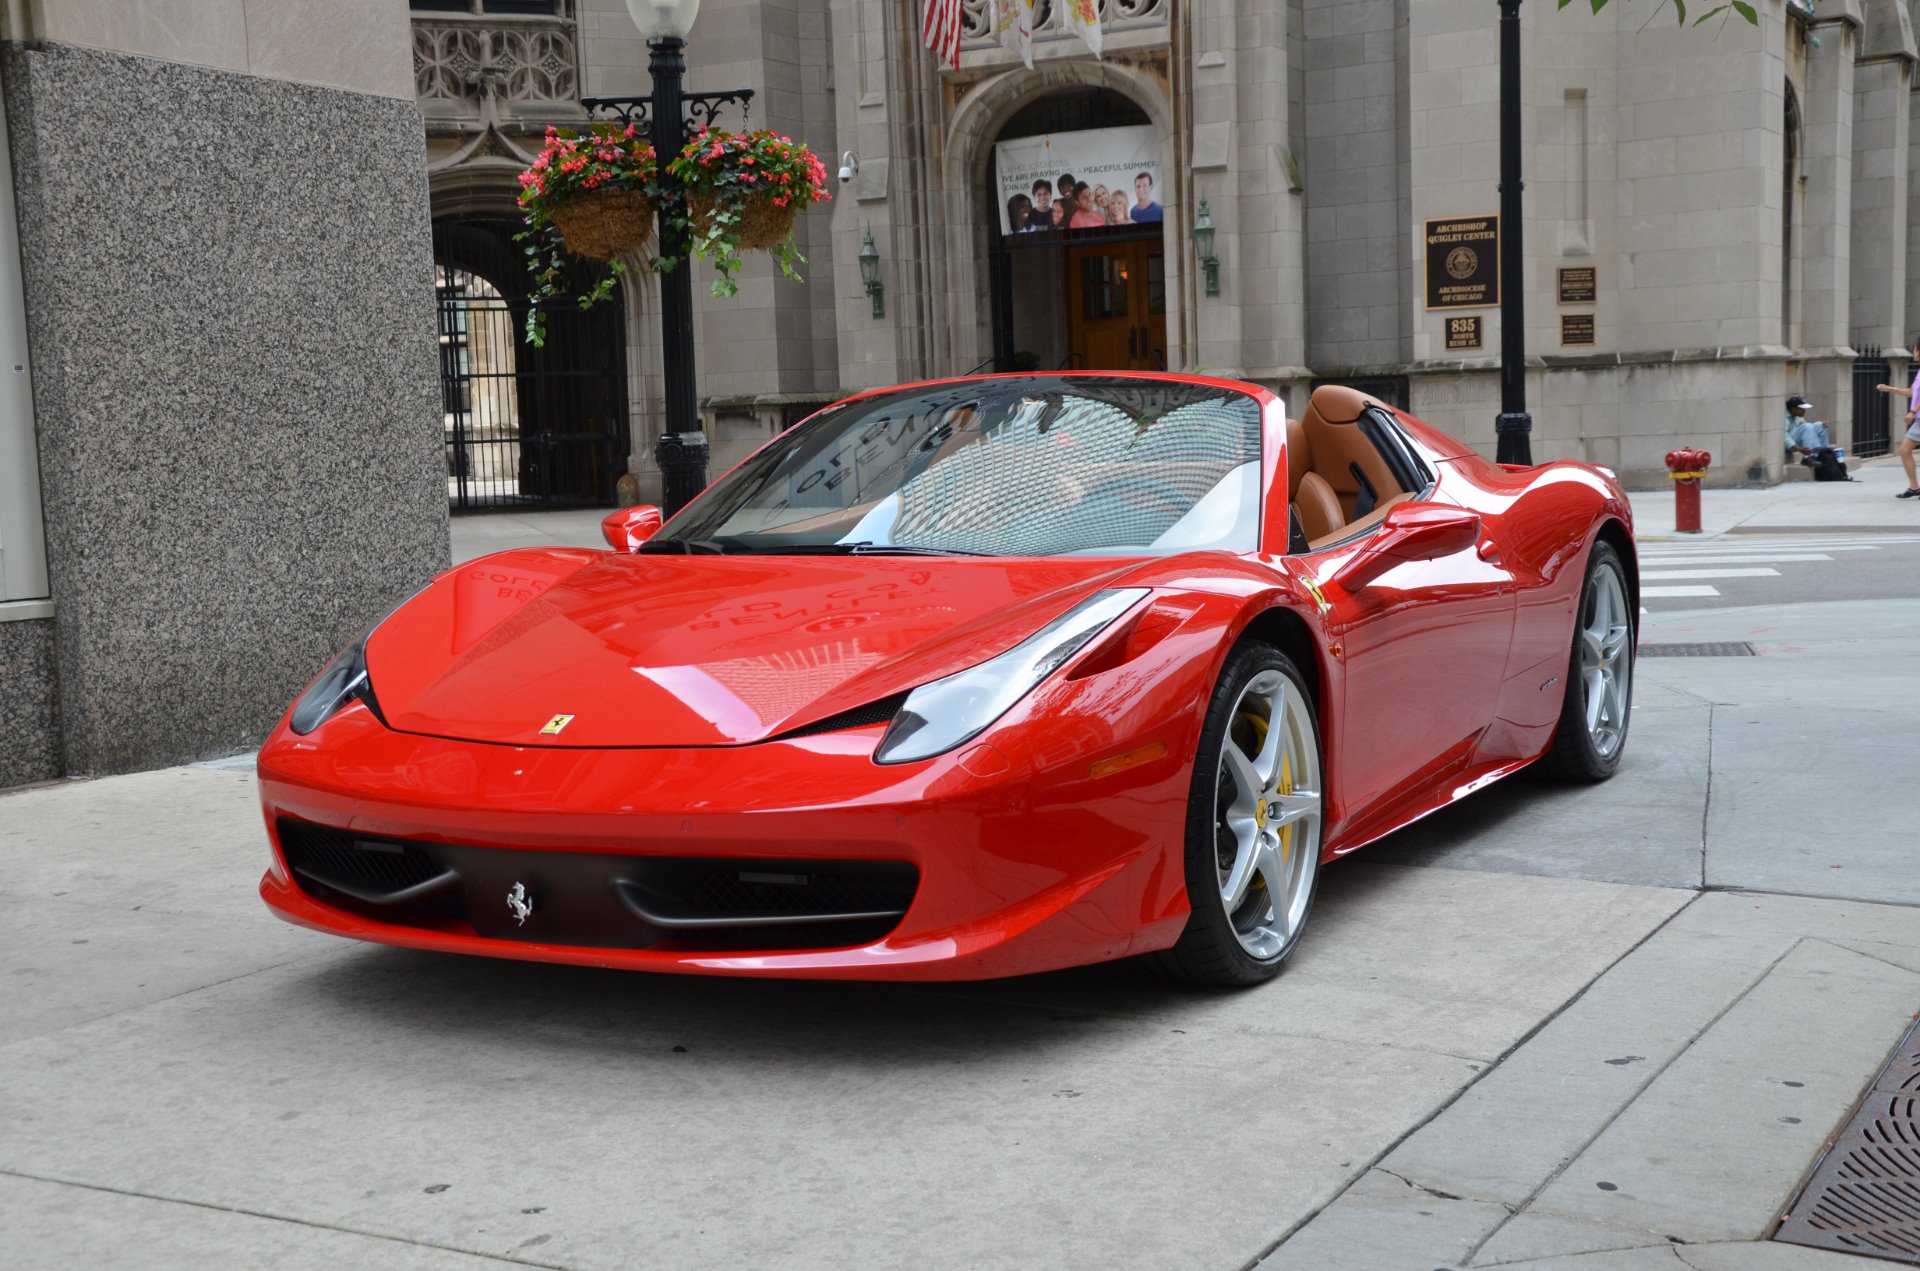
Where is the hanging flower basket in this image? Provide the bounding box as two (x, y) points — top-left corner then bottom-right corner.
(668, 129), (831, 297)
(548, 189), (657, 261)
(688, 193), (799, 253)
(515, 124), (661, 344)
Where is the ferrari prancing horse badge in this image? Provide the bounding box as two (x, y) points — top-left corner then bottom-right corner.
(506, 882), (533, 926)
(539, 713), (575, 735)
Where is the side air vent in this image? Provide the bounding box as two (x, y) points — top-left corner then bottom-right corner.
(778, 693), (909, 739)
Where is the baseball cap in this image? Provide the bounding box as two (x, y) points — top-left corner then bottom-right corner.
(1787, 395), (1811, 411)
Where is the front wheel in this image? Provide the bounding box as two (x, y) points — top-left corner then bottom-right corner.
(1537, 539), (1634, 782)
(1154, 644), (1324, 986)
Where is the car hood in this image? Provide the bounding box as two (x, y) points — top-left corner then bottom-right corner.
(365, 548), (1148, 748)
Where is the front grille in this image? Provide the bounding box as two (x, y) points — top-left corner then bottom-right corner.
(277, 819), (916, 954)
(688, 862), (917, 916)
(278, 819), (453, 905)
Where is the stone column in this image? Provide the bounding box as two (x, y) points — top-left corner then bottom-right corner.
(1848, 0), (1915, 363)
(1798, 2), (1861, 434)
(1301, 0), (1409, 376)
(3, 2), (449, 777)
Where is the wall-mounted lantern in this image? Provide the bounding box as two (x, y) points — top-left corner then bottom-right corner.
(858, 225), (884, 318)
(1192, 198), (1219, 297)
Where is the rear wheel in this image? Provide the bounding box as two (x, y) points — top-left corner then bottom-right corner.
(1538, 540), (1634, 782)
(1155, 644), (1323, 986)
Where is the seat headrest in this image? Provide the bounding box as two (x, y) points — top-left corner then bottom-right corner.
(1285, 417), (1310, 495)
(1305, 383), (1384, 427)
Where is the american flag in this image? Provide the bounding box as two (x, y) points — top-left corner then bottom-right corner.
(922, 0), (963, 69)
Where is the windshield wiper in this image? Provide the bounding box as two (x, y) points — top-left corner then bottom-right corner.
(843, 541), (996, 557)
(636, 538), (731, 555)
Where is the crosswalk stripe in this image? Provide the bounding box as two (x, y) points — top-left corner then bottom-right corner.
(1630, 553), (1833, 565)
(1640, 567), (1780, 580)
(1641, 585), (1721, 598)
(1642, 537), (1920, 548)
(1641, 543), (1880, 553)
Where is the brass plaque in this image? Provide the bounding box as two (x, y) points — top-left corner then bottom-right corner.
(1424, 216), (1499, 310)
(1558, 266), (1597, 305)
(1561, 313), (1596, 346)
(1445, 316), (1483, 350)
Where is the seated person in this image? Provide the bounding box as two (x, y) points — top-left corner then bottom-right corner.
(1785, 396), (1852, 482)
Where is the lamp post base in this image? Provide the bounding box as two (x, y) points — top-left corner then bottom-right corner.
(1495, 411), (1533, 466)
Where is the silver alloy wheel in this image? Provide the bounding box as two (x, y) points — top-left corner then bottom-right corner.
(1579, 560), (1633, 758)
(1214, 668), (1322, 961)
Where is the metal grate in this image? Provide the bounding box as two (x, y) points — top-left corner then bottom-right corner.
(1776, 1018), (1920, 1263)
(278, 819), (443, 894)
(1638, 642), (1757, 658)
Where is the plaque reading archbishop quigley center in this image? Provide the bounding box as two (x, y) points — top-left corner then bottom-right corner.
(1424, 216), (1500, 310)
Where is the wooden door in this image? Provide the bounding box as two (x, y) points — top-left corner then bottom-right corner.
(1066, 240), (1166, 371)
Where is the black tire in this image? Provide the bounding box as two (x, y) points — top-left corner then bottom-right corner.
(1537, 540), (1634, 783)
(1153, 643), (1323, 987)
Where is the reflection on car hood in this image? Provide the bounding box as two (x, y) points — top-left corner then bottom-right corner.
(365, 549), (1144, 747)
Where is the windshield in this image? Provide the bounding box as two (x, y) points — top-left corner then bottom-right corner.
(652, 376), (1264, 557)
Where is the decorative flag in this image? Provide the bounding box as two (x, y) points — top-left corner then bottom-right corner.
(996, 0), (1035, 70)
(1061, 0), (1103, 59)
(922, 0), (963, 69)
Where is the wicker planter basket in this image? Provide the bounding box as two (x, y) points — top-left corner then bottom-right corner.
(549, 189), (656, 260)
(690, 194), (801, 251)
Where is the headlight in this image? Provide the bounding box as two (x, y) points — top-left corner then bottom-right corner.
(288, 631), (379, 735)
(874, 588), (1150, 765)
(287, 584), (425, 734)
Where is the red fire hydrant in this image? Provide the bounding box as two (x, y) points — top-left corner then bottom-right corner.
(1665, 447), (1711, 534)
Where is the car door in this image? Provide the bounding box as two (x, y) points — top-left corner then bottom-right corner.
(1296, 417), (1517, 843)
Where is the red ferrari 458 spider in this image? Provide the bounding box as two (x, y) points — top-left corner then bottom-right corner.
(259, 374), (1636, 985)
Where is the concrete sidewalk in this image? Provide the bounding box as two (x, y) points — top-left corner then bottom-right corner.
(1629, 455), (1920, 539)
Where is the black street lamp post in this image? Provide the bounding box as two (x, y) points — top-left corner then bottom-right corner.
(582, 0), (754, 514)
(1495, 0), (1533, 466)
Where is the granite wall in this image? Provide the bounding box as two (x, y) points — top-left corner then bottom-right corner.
(0, 617), (59, 788)
(4, 42), (449, 775)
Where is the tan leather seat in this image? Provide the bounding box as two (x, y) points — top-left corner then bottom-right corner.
(1300, 384), (1405, 521)
(1286, 416), (1345, 543)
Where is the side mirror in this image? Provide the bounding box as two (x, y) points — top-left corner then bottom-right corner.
(601, 505), (664, 552)
(1331, 503), (1480, 589)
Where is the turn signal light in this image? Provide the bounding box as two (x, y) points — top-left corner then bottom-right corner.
(1089, 742), (1166, 780)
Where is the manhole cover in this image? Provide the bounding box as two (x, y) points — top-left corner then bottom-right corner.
(1775, 1018), (1920, 1263)
(1638, 642), (1756, 657)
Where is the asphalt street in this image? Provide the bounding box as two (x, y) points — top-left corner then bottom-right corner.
(4, 469), (1918, 1270)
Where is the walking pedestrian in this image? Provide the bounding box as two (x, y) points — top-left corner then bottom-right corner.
(1875, 334), (1920, 498)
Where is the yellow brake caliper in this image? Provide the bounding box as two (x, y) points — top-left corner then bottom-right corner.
(1239, 712), (1284, 892)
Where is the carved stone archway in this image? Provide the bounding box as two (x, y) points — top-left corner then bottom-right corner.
(935, 60), (1180, 374)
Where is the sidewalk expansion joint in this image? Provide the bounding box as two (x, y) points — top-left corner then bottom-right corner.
(1243, 893), (1709, 1271)
(1459, 931), (1803, 1267)
(1699, 702), (1714, 890)
(0, 1169), (566, 1270)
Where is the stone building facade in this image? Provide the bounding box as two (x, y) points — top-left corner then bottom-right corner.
(0, 1), (448, 785)
(418, 0), (1918, 500)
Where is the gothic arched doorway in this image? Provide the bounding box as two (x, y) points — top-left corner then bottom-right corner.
(986, 87), (1166, 374)
(432, 216), (630, 510)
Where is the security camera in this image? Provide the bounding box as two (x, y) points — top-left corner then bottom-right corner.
(838, 151), (858, 184)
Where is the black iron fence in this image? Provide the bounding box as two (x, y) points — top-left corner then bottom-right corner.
(1851, 343), (1893, 460)
(433, 218), (630, 512)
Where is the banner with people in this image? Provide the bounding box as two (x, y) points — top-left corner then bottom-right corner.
(994, 126), (1164, 238)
